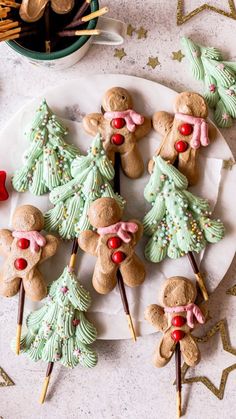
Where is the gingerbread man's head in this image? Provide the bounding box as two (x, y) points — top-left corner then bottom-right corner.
(162, 276), (197, 308)
(174, 92), (208, 118)
(12, 205), (44, 232)
(88, 197), (123, 229)
(102, 87), (133, 112)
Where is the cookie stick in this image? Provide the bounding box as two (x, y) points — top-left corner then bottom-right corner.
(16, 280), (25, 355)
(114, 153), (136, 342)
(39, 238), (78, 404)
(187, 252), (208, 301)
(175, 342), (182, 418)
(72, 0), (91, 21)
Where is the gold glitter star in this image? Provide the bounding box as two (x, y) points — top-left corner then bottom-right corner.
(226, 284), (236, 296)
(0, 367), (14, 387)
(127, 23), (136, 36)
(147, 57), (160, 69)
(114, 48), (127, 60)
(223, 158), (236, 170)
(177, 0), (236, 25)
(172, 50), (185, 62)
(180, 319), (236, 399)
(136, 26), (148, 39)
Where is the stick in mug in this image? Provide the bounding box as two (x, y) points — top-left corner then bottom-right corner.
(72, 0), (91, 21)
(0, 1), (20, 8)
(58, 28), (101, 37)
(64, 6), (108, 29)
(15, 279), (25, 355)
(39, 238), (78, 404)
(0, 29), (37, 42)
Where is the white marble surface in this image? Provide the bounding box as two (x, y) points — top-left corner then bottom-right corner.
(1, 1), (236, 418)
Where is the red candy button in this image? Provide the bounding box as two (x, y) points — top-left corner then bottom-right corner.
(14, 258), (28, 270)
(107, 236), (122, 249)
(172, 316), (186, 327)
(111, 133), (125, 146)
(178, 123), (193, 136)
(111, 118), (126, 129)
(112, 251), (126, 264)
(171, 330), (185, 342)
(17, 238), (30, 250)
(0, 171), (9, 201)
(174, 140), (188, 153)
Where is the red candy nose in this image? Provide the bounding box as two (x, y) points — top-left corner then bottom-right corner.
(112, 251), (126, 264)
(111, 133), (125, 146)
(17, 238), (30, 249)
(0, 171), (9, 201)
(111, 118), (126, 129)
(14, 258), (28, 270)
(171, 329), (185, 342)
(175, 140), (188, 153)
(178, 123), (193, 136)
(107, 236), (122, 249)
(172, 316), (186, 327)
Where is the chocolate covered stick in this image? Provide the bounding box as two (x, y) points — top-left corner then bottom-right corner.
(187, 252), (208, 301)
(72, 0), (91, 21)
(39, 238), (78, 404)
(15, 280), (25, 355)
(175, 342), (182, 418)
(114, 153), (137, 342)
(65, 6), (108, 29)
(44, 2), (50, 52)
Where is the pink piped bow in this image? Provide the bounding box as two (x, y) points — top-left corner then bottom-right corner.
(13, 230), (46, 253)
(164, 303), (205, 328)
(97, 221), (138, 243)
(104, 110), (144, 133)
(175, 113), (210, 149)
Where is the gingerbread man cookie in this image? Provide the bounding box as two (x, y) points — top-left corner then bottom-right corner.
(150, 92), (216, 185)
(0, 205), (59, 301)
(145, 276), (206, 367)
(83, 87), (151, 179)
(78, 197), (146, 294)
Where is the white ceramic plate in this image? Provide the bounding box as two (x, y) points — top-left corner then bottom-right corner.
(0, 74), (236, 339)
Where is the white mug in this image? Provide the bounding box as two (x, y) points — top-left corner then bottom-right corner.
(6, 5), (126, 70)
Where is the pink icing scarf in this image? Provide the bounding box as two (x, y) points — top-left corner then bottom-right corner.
(104, 110), (144, 132)
(175, 113), (210, 149)
(97, 221), (138, 243)
(13, 230), (46, 253)
(164, 303), (205, 328)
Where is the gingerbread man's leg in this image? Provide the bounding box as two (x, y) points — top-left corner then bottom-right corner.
(0, 272), (21, 297)
(23, 268), (47, 301)
(180, 334), (200, 366)
(92, 261), (117, 295)
(153, 332), (175, 367)
(120, 253), (145, 287)
(121, 146), (144, 179)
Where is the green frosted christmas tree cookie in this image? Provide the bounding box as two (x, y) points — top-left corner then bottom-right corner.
(182, 37), (236, 128)
(44, 134), (125, 240)
(12, 99), (80, 195)
(18, 266), (97, 369)
(143, 156), (225, 263)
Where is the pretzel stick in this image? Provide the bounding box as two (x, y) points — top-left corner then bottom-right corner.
(0, 20), (19, 30)
(175, 342), (182, 418)
(39, 239), (78, 404)
(114, 153), (137, 342)
(64, 6), (108, 29)
(0, 1), (20, 8)
(15, 279), (25, 355)
(187, 252), (209, 301)
(0, 30), (36, 42)
(58, 28), (100, 37)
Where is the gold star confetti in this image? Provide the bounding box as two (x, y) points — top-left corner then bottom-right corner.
(177, 0), (236, 25)
(147, 57), (160, 69)
(114, 48), (127, 60)
(226, 284), (236, 296)
(179, 319), (236, 399)
(127, 24), (136, 36)
(136, 26), (148, 39)
(0, 367), (14, 387)
(223, 158), (236, 170)
(172, 50), (185, 62)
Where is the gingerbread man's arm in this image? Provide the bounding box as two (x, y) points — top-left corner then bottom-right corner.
(83, 113), (104, 137)
(129, 219), (143, 245)
(152, 111), (174, 136)
(40, 235), (60, 263)
(0, 229), (13, 256)
(78, 230), (99, 256)
(145, 304), (168, 332)
(134, 117), (152, 140)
